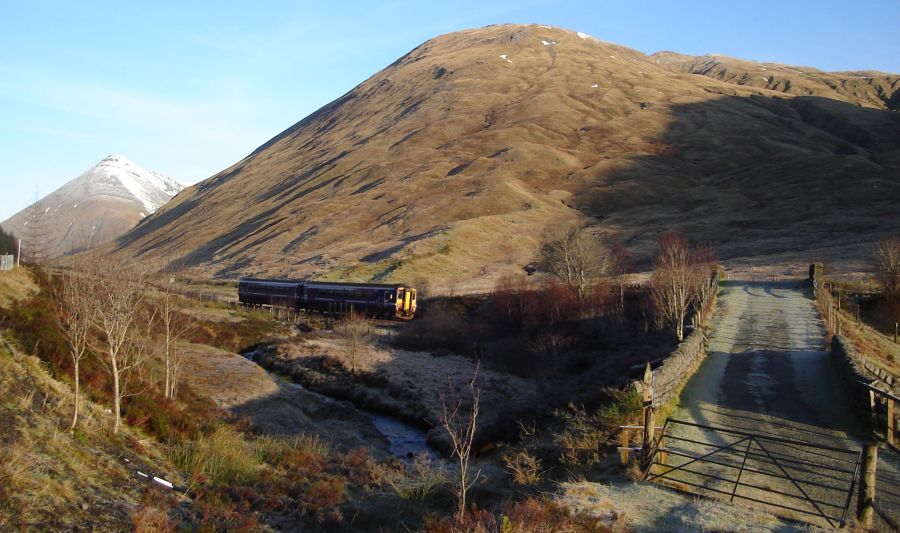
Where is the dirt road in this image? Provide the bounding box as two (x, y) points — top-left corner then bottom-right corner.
(664, 280), (899, 530)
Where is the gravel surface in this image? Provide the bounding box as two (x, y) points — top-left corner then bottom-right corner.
(664, 280), (899, 530)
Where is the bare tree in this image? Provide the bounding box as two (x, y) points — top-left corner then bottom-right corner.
(439, 363), (482, 520)
(650, 232), (704, 342)
(23, 191), (52, 265)
(336, 309), (373, 375)
(89, 259), (154, 434)
(541, 227), (613, 300)
(873, 236), (900, 299)
(612, 240), (633, 310)
(158, 279), (193, 400)
(691, 242), (718, 316)
(528, 330), (568, 370)
(52, 263), (95, 430)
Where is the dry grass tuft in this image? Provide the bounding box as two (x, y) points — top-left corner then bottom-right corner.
(173, 425), (262, 486)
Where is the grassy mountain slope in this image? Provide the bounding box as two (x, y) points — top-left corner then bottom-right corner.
(652, 51), (900, 110)
(116, 24), (900, 286)
(0, 322), (179, 530)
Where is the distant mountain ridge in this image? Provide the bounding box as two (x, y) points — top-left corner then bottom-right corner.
(2, 155), (183, 259)
(112, 24), (900, 286)
(651, 51), (900, 110)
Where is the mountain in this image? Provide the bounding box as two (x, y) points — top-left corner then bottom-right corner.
(651, 51), (900, 110)
(2, 155), (183, 259)
(115, 24), (900, 287)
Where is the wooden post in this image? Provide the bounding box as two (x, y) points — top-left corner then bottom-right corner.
(870, 390), (878, 431)
(894, 322), (897, 343)
(640, 363), (655, 472)
(888, 398), (895, 445)
(619, 428), (630, 465)
(837, 315), (842, 336)
(856, 442), (877, 528)
(658, 427), (668, 466)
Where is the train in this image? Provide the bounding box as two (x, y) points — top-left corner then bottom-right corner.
(237, 278), (417, 319)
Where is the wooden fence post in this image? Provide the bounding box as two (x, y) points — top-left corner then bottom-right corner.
(870, 390), (878, 431)
(888, 397), (895, 445)
(658, 427), (668, 466)
(640, 363), (655, 472)
(856, 442), (877, 528)
(619, 428), (630, 465)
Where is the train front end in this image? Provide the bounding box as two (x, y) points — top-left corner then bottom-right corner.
(395, 286), (417, 319)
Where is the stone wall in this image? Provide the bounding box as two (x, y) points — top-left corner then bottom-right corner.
(831, 335), (880, 426)
(634, 328), (708, 408)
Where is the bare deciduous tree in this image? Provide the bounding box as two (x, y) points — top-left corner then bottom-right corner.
(542, 227), (613, 300)
(52, 263), (95, 430)
(528, 330), (567, 369)
(650, 232), (710, 342)
(158, 279), (193, 400)
(336, 309), (372, 375)
(691, 242), (718, 315)
(89, 259), (154, 434)
(873, 236), (900, 299)
(439, 363), (482, 520)
(23, 192), (52, 265)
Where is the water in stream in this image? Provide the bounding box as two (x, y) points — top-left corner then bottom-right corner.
(371, 415), (436, 461)
(243, 346), (435, 461)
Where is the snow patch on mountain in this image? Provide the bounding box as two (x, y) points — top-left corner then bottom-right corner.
(88, 154), (183, 213)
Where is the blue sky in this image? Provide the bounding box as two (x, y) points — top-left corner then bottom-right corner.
(2, 0), (898, 222)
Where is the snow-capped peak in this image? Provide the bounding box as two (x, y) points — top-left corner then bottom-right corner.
(85, 154), (184, 213)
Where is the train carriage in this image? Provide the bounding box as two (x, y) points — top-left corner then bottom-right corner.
(237, 278), (301, 308)
(237, 278), (417, 319)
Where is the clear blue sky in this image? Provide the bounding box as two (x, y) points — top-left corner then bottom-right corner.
(2, 0), (898, 222)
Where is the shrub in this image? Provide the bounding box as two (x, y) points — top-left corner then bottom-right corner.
(502, 449), (545, 486)
(553, 389), (641, 468)
(302, 476), (346, 523)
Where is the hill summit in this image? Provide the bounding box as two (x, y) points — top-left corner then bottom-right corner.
(116, 24), (900, 286)
(3, 155), (183, 259)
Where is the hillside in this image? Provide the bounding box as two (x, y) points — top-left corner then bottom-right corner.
(652, 51), (900, 110)
(2, 155), (183, 259)
(0, 280), (180, 530)
(115, 24), (900, 286)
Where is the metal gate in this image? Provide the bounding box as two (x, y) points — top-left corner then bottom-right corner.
(645, 418), (863, 528)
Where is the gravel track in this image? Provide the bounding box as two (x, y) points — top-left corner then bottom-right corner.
(666, 280), (899, 530)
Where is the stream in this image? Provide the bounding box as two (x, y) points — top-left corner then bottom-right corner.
(244, 346), (435, 461)
(371, 415), (437, 461)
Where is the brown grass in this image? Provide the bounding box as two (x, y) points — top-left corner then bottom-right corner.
(0, 267), (38, 308)
(423, 497), (619, 533)
(0, 333), (180, 531)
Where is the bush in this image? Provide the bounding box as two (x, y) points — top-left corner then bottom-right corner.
(302, 476), (346, 523)
(502, 449), (545, 486)
(553, 389), (641, 468)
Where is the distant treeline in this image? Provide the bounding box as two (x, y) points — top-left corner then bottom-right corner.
(0, 226), (17, 255)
